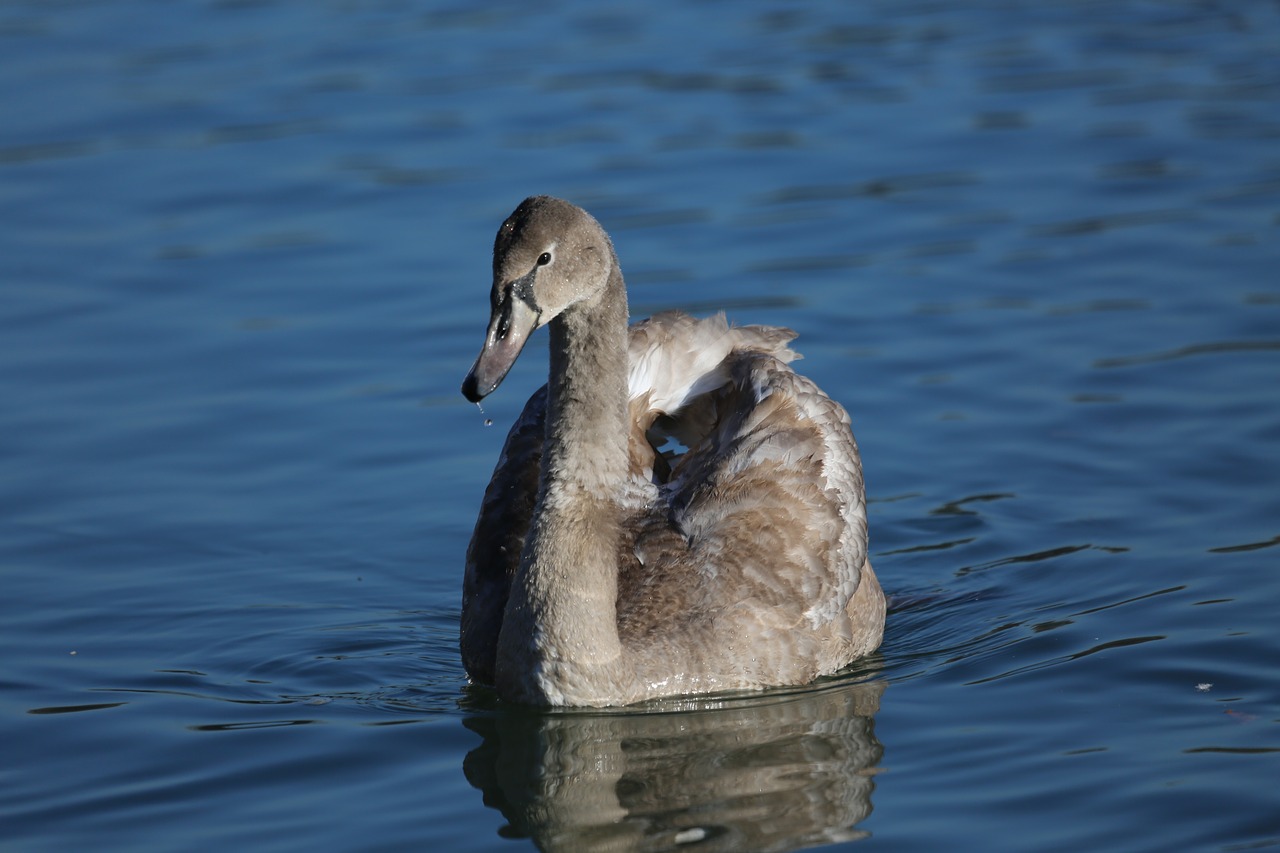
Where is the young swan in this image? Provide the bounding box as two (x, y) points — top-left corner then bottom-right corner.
(460, 196), (884, 707)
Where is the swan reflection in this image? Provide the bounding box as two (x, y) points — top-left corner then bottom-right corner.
(462, 678), (885, 851)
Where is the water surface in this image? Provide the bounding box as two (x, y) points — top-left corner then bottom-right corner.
(2, 1), (1278, 850)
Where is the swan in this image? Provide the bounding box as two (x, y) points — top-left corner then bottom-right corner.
(459, 196), (884, 707)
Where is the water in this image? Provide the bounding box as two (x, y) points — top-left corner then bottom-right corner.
(2, 1), (1278, 850)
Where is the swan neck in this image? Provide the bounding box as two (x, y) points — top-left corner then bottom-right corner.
(545, 263), (630, 488)
(495, 261), (634, 704)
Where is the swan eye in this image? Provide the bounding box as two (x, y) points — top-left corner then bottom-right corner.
(537, 252), (552, 266)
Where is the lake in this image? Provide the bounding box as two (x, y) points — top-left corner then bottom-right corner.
(2, 1), (1278, 850)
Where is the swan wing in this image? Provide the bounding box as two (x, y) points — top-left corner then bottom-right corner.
(627, 310), (798, 415)
(635, 326), (871, 674)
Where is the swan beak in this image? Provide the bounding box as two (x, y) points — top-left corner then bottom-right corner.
(461, 284), (541, 402)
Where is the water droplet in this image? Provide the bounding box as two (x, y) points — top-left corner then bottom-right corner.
(474, 401), (493, 427)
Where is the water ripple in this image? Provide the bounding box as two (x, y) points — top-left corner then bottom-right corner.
(1208, 534), (1280, 554)
(1094, 340), (1280, 368)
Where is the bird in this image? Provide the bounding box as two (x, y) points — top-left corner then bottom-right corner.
(459, 196), (884, 707)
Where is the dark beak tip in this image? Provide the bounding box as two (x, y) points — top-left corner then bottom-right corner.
(461, 374), (486, 403)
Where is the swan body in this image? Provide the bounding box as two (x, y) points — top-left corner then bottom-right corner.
(460, 196), (884, 707)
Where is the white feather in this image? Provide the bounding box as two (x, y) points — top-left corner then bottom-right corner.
(627, 311), (798, 416)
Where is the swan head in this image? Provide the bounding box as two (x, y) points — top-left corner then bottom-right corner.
(462, 196), (614, 402)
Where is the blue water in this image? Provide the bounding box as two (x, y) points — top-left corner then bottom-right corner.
(3, 1), (1278, 850)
